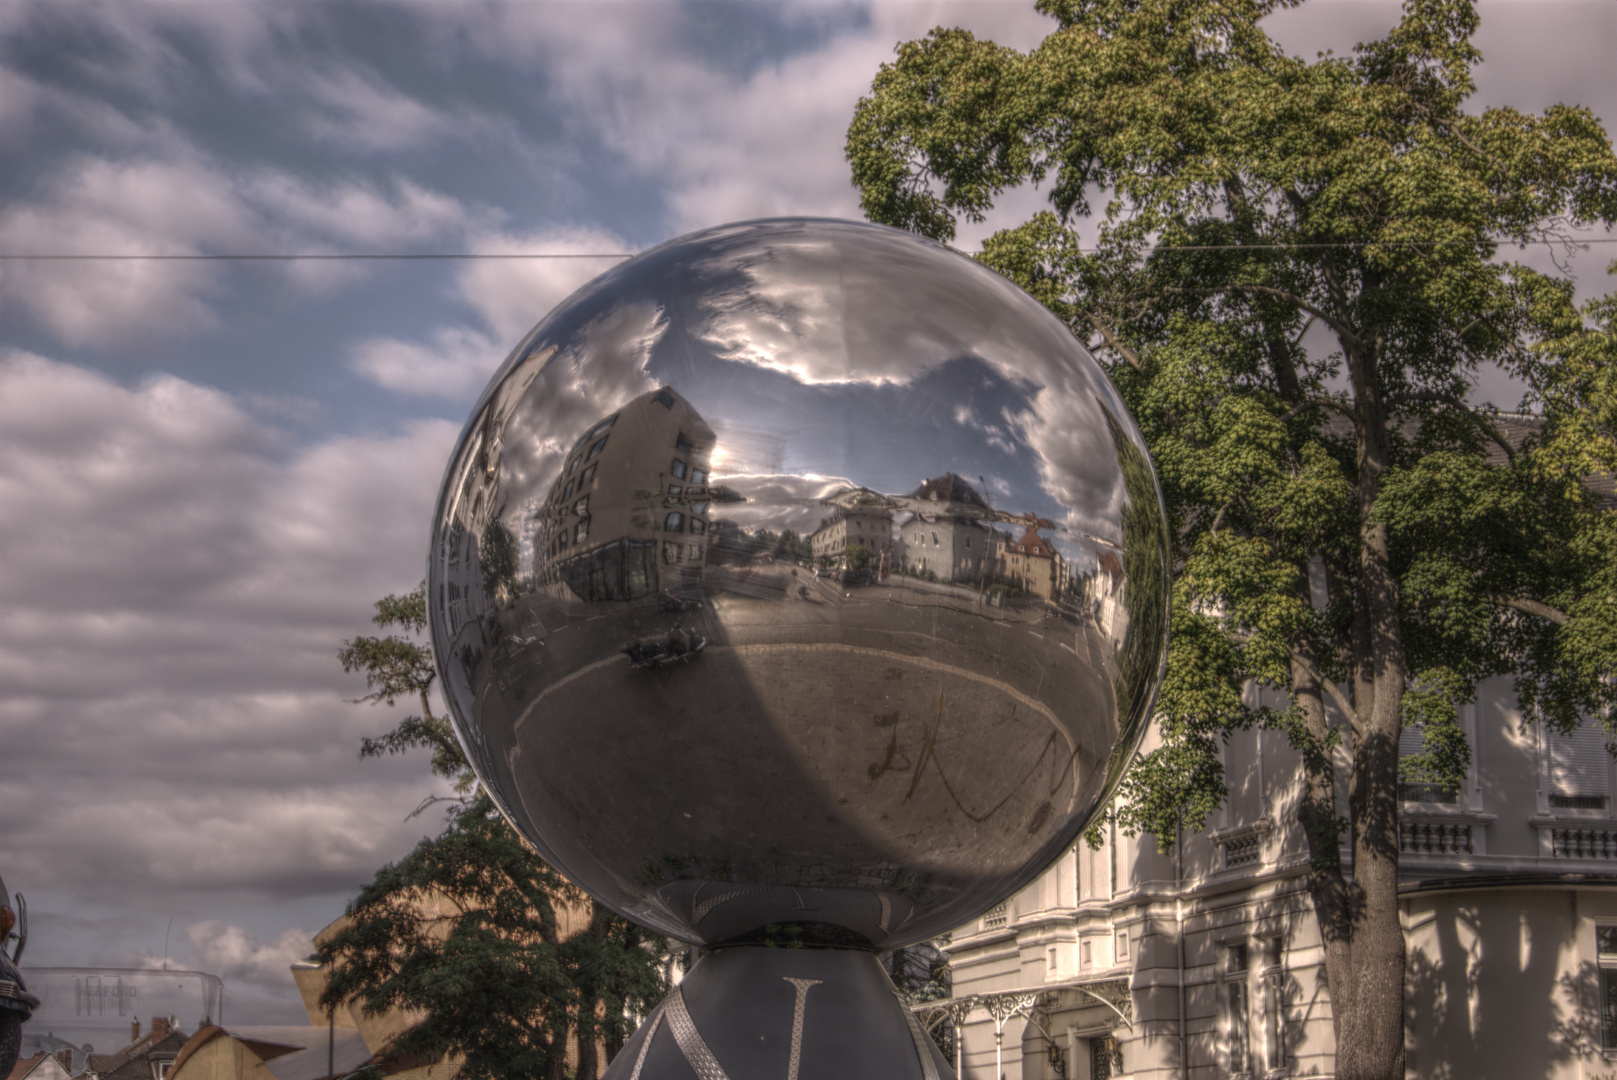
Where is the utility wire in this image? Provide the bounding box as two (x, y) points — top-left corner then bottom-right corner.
(1, 238), (1613, 260)
(0, 252), (637, 260)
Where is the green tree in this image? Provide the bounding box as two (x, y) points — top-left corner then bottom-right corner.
(329, 587), (669, 1080)
(848, 3), (1617, 1077)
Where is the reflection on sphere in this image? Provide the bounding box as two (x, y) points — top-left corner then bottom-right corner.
(428, 218), (1168, 949)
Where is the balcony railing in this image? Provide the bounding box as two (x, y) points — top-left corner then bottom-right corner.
(1547, 824), (1617, 859)
(1400, 818), (1473, 855)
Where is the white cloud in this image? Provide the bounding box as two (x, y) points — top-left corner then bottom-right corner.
(352, 325), (506, 400)
(0, 353), (462, 907)
(456, 228), (634, 345)
(183, 921), (314, 990)
(349, 227), (634, 401)
(0, 152), (478, 349)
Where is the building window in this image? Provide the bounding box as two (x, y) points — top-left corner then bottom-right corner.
(562, 479), (574, 502)
(1116, 930), (1129, 960)
(1224, 942), (1251, 1076)
(671, 459), (688, 480)
(1549, 717), (1612, 811)
(1398, 723), (1460, 803)
(573, 496), (589, 516)
(592, 414), (618, 435)
(1260, 938), (1285, 1072)
(1081, 940), (1092, 967)
(1601, 926), (1617, 1049)
(574, 519), (589, 544)
(676, 431), (694, 452)
(932, 532), (939, 545)
(587, 436), (608, 459)
(668, 484), (682, 496)
(692, 502), (709, 516)
(654, 389), (676, 409)
(690, 468), (708, 484)
(580, 463), (597, 487)
(1091, 1036), (1122, 1080)
(664, 512), (685, 532)
(690, 519), (706, 535)
(663, 542), (681, 563)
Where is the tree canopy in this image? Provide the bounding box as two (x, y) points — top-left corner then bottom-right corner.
(327, 587), (668, 1080)
(848, 1), (1617, 1076)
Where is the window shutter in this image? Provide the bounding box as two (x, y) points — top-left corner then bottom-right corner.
(1548, 718), (1613, 806)
(1398, 726), (1424, 758)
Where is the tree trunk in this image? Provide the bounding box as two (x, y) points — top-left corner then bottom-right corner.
(1325, 326), (1407, 1080)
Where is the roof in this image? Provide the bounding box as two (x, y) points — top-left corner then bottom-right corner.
(1008, 524), (1055, 559)
(1321, 409), (1616, 509)
(168, 1026), (371, 1080)
(8, 1054), (71, 1080)
(97, 1032), (189, 1080)
(264, 1031), (371, 1080)
(911, 473), (989, 510)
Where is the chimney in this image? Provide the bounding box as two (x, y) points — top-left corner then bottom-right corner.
(57, 1049), (73, 1073)
(150, 1017), (170, 1042)
(132, 1019), (141, 1044)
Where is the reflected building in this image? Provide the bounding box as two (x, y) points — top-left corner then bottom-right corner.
(531, 387), (715, 601)
(808, 506), (897, 569)
(994, 523), (1065, 602)
(899, 474), (997, 582)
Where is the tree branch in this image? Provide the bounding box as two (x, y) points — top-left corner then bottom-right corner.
(1291, 639), (1362, 736)
(1492, 594), (1570, 625)
(1290, 313), (1318, 350)
(1086, 315), (1145, 372)
(1164, 284), (1363, 352)
(1322, 678), (1359, 732)
(1383, 390), (1516, 462)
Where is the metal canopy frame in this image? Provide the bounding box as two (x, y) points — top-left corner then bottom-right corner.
(909, 976), (1135, 1076)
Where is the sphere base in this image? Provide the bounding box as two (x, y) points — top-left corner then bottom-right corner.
(606, 946), (953, 1080)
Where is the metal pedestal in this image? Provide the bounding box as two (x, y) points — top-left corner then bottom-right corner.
(605, 947), (953, 1080)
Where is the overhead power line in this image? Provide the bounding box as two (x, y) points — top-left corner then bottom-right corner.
(1, 238), (1613, 260)
(0, 252), (638, 261)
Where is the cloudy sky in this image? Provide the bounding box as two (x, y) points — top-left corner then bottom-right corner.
(2, 0), (1614, 1027)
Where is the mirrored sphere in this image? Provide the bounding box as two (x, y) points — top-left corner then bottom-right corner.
(427, 218), (1168, 949)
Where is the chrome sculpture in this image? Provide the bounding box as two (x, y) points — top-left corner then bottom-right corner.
(0, 874), (35, 1079)
(427, 218), (1169, 1079)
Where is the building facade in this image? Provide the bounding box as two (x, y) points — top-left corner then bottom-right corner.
(900, 475), (997, 583)
(994, 524), (1062, 602)
(933, 675), (1617, 1080)
(808, 508), (898, 568)
(530, 386), (716, 600)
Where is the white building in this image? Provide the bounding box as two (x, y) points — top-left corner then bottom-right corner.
(809, 507), (898, 567)
(901, 474), (997, 583)
(930, 675), (1617, 1080)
